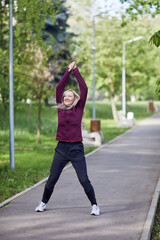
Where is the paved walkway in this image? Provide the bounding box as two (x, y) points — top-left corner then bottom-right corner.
(0, 114), (160, 240)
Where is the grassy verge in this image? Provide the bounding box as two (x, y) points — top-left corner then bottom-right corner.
(0, 101), (158, 203)
(151, 198), (160, 240)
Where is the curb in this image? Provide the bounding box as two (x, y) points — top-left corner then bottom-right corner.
(0, 127), (132, 209)
(140, 177), (160, 240)
(0, 177), (48, 209)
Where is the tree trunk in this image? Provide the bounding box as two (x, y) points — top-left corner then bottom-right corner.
(111, 96), (118, 122)
(44, 98), (49, 107)
(28, 100), (32, 122)
(109, 81), (118, 122)
(2, 97), (7, 122)
(37, 98), (41, 144)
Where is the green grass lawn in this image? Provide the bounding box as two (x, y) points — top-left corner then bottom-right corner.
(152, 199), (160, 240)
(0, 100), (158, 203)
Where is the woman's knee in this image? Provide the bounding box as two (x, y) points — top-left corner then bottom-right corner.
(79, 176), (91, 188)
(46, 174), (59, 190)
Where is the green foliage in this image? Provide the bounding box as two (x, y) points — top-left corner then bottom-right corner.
(12, 0), (60, 100)
(0, 1), (10, 113)
(0, 0), (74, 105)
(0, 0), (75, 141)
(120, 0), (160, 17)
(68, 8), (160, 118)
(149, 30), (160, 47)
(95, 16), (125, 95)
(42, 1), (76, 87)
(156, 78), (160, 94)
(120, 0), (160, 93)
(74, 14), (160, 101)
(0, 0), (60, 109)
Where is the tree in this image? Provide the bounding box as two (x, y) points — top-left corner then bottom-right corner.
(42, 0), (76, 107)
(0, 0), (63, 142)
(71, 13), (160, 120)
(0, 1), (9, 121)
(0, 0), (59, 103)
(14, 0), (61, 143)
(64, 0), (96, 94)
(95, 16), (160, 120)
(120, 0), (160, 46)
(120, 0), (160, 93)
(13, 0), (75, 143)
(120, 0), (160, 17)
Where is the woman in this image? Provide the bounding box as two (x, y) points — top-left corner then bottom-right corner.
(35, 62), (100, 216)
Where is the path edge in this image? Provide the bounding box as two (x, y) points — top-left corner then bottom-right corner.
(140, 176), (160, 240)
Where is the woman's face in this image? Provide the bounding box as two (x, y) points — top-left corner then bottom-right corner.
(63, 91), (75, 106)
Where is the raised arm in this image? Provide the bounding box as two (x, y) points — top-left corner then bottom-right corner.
(73, 67), (88, 107)
(56, 68), (71, 104)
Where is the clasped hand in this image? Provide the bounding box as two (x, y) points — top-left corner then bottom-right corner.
(68, 61), (76, 72)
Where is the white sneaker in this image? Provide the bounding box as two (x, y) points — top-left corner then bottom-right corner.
(35, 201), (47, 212)
(91, 204), (100, 216)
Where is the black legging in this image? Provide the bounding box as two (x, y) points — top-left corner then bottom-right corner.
(42, 141), (97, 205)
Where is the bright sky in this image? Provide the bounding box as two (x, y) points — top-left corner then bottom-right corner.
(92, 0), (127, 16)
(98, 0), (122, 9)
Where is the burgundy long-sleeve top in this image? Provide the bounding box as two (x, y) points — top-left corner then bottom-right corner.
(56, 67), (88, 142)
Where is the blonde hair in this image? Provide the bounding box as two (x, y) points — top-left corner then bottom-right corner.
(55, 89), (80, 110)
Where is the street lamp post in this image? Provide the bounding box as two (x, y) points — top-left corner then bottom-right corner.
(92, 15), (96, 120)
(92, 8), (117, 121)
(122, 36), (144, 117)
(9, 0), (15, 169)
(91, 9), (118, 132)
